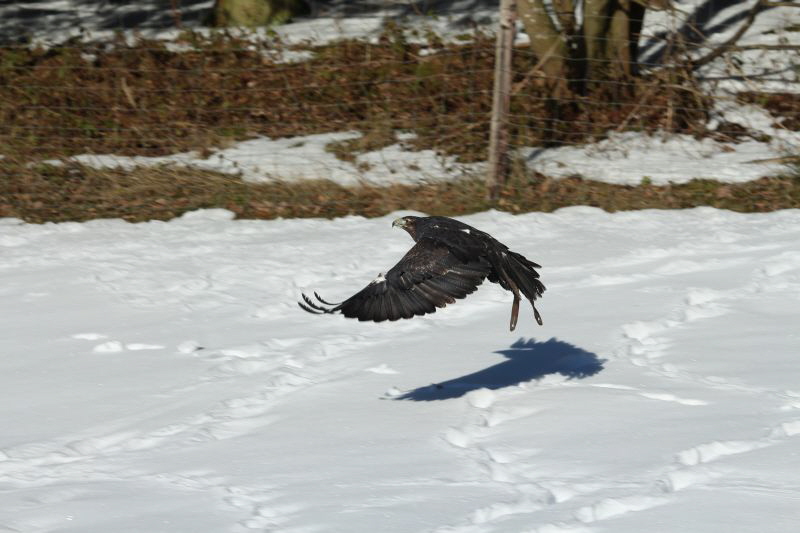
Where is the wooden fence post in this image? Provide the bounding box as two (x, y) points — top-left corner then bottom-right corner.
(486, 0), (517, 201)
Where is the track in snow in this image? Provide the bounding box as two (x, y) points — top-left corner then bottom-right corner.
(1, 207), (799, 532)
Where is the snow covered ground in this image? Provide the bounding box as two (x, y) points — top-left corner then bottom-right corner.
(60, 132), (478, 187)
(57, 117), (800, 187)
(0, 1), (497, 47)
(2, 208), (800, 532)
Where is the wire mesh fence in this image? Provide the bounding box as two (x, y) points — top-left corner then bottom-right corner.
(0, 0), (798, 220)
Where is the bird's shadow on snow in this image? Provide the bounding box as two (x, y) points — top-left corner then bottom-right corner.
(396, 337), (605, 401)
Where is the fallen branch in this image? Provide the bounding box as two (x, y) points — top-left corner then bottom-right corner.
(691, 0), (767, 69)
(511, 39), (561, 95)
(746, 155), (800, 164)
(728, 44), (800, 51)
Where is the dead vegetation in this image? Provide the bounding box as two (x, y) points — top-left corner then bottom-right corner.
(1, 25), (720, 164)
(1, 26), (797, 224)
(2, 160), (798, 224)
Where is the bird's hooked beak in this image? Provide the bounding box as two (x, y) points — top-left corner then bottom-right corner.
(392, 217), (407, 229)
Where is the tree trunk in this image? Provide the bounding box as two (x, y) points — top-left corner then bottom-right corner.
(583, 0), (646, 94)
(210, 0), (310, 27)
(516, 0), (571, 96)
(517, 0), (658, 97)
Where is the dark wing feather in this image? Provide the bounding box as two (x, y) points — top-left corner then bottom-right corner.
(419, 217), (545, 301)
(418, 217), (545, 328)
(302, 237), (491, 322)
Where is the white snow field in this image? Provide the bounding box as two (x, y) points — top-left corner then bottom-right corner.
(2, 207), (800, 532)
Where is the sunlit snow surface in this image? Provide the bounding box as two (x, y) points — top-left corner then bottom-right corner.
(62, 132), (477, 186)
(2, 208), (800, 532)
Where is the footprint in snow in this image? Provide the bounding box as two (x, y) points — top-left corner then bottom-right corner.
(91, 341), (165, 353)
(483, 406), (543, 427)
(466, 388), (495, 409)
(469, 497), (541, 525)
(93, 341), (124, 353)
(214, 359), (276, 376)
(443, 427), (472, 449)
(574, 496), (668, 523)
(382, 386), (404, 399)
(126, 343), (165, 351)
(677, 439), (770, 466)
(222, 486), (301, 531)
(780, 420), (800, 436)
(532, 523), (593, 533)
(779, 400), (800, 411)
(168, 277), (211, 294)
(638, 392), (707, 406)
(0, 235), (28, 246)
(177, 340), (204, 354)
(365, 364), (399, 375)
(660, 467), (717, 492)
(659, 421), (800, 493)
(761, 253), (800, 277)
(71, 332), (107, 340)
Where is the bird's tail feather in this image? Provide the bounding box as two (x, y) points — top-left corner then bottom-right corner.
(506, 251), (545, 302)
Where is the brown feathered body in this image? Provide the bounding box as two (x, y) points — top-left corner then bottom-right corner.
(299, 216), (545, 331)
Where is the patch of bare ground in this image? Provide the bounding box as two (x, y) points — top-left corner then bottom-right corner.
(2, 160), (798, 224)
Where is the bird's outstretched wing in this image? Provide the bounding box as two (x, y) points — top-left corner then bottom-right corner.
(299, 237), (491, 322)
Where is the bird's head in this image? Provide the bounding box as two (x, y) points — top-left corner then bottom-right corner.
(392, 216), (419, 240)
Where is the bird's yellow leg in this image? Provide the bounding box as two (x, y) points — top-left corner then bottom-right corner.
(531, 302), (543, 326)
(510, 295), (520, 331)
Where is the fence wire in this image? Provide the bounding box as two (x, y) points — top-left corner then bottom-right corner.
(0, 0), (798, 220)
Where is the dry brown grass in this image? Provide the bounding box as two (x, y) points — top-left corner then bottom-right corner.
(2, 160), (798, 224)
(1, 26), (716, 165)
(2, 28), (797, 224)
(738, 91), (800, 131)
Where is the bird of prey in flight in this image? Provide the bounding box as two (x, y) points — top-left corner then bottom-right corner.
(299, 215), (545, 331)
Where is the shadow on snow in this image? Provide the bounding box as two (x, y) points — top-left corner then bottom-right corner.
(396, 337), (605, 401)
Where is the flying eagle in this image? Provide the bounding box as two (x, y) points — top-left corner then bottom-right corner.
(299, 216), (545, 331)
